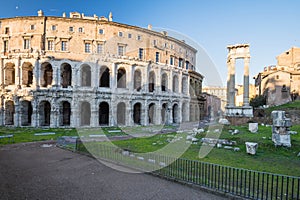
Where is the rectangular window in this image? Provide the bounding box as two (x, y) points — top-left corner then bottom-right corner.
(139, 48), (144, 60)
(51, 25), (57, 31)
(47, 40), (54, 51)
(118, 31), (123, 37)
(30, 25), (35, 30)
(99, 29), (104, 34)
(153, 40), (157, 46)
(61, 41), (67, 51)
(170, 56), (174, 65)
(179, 58), (183, 68)
(137, 35), (142, 41)
(85, 43), (91, 53)
(118, 45), (125, 56)
(185, 61), (189, 70)
(4, 40), (8, 53)
(24, 39), (30, 49)
(5, 27), (9, 34)
(128, 33), (132, 38)
(155, 52), (160, 63)
(69, 27), (74, 32)
(0, 22), (1, 28)
(164, 43), (168, 48)
(97, 43), (103, 54)
(171, 44), (174, 50)
(78, 27), (83, 33)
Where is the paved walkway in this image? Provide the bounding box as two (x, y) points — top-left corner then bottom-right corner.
(0, 141), (229, 200)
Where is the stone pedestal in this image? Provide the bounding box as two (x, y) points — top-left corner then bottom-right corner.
(271, 110), (292, 147)
(245, 142), (258, 155)
(249, 123), (258, 133)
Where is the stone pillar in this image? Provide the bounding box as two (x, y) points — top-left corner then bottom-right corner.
(243, 57), (250, 106)
(32, 98), (39, 127)
(13, 97), (19, 127)
(34, 59), (40, 89)
(144, 101), (148, 126)
(91, 99), (98, 127)
(111, 63), (116, 92)
(227, 58), (235, 106)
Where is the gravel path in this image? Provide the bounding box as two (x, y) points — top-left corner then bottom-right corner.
(0, 141), (229, 200)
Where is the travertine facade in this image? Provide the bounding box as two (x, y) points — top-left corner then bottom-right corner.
(0, 11), (204, 127)
(254, 47), (300, 106)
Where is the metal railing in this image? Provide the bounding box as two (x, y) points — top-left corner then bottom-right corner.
(58, 137), (300, 200)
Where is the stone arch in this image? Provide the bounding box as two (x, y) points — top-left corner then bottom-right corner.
(181, 102), (189, 122)
(81, 64), (91, 87)
(161, 73), (168, 92)
(22, 62), (33, 86)
(161, 103), (168, 124)
(99, 101), (109, 125)
(39, 101), (51, 126)
(190, 104), (195, 121)
(41, 62), (53, 87)
(117, 102), (126, 125)
(148, 71), (155, 92)
(117, 68), (126, 88)
(148, 103), (155, 124)
(4, 63), (15, 85)
(172, 75), (179, 93)
(172, 103), (179, 123)
(61, 63), (72, 88)
(99, 66), (110, 87)
(60, 101), (71, 126)
(189, 79), (195, 96)
(182, 77), (188, 94)
(5, 100), (14, 125)
(21, 100), (32, 126)
(134, 69), (142, 91)
(80, 101), (91, 126)
(133, 102), (142, 125)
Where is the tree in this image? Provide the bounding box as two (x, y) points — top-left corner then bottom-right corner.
(250, 95), (266, 108)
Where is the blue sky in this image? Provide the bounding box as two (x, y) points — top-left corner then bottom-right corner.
(1, 0), (300, 86)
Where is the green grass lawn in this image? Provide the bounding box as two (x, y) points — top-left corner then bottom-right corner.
(0, 127), (78, 145)
(111, 125), (300, 176)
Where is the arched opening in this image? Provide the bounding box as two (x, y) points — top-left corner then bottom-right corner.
(22, 62), (33, 86)
(39, 101), (51, 126)
(99, 102), (109, 125)
(5, 63), (15, 85)
(148, 71), (155, 92)
(133, 103), (142, 125)
(182, 77), (188, 94)
(80, 101), (91, 126)
(117, 102), (126, 125)
(189, 104), (195, 121)
(161, 103), (168, 124)
(5, 100), (14, 125)
(134, 69), (142, 91)
(117, 68), (126, 88)
(99, 66), (110, 87)
(189, 79), (195, 96)
(81, 64), (91, 87)
(161, 73), (168, 92)
(172, 104), (179, 123)
(148, 103), (155, 124)
(21, 100), (32, 126)
(61, 63), (72, 88)
(181, 102), (188, 122)
(173, 75), (179, 93)
(60, 101), (71, 126)
(41, 62), (53, 87)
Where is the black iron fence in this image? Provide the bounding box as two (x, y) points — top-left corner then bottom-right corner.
(57, 137), (300, 200)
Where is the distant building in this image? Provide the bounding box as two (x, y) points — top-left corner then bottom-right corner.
(202, 92), (221, 119)
(202, 86), (227, 111)
(254, 47), (300, 106)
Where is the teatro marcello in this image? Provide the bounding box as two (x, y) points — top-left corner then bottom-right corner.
(0, 10), (204, 127)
